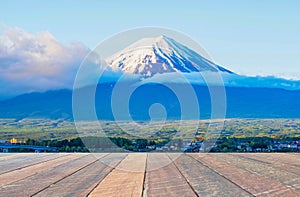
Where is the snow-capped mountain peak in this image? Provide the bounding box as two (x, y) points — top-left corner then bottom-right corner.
(106, 35), (233, 77)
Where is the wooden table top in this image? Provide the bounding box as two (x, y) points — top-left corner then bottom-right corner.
(0, 153), (299, 197)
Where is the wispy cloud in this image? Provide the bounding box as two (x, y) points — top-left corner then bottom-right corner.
(138, 72), (300, 90)
(0, 26), (89, 98)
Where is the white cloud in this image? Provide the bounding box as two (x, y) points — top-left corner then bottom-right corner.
(137, 72), (300, 90)
(0, 27), (90, 98)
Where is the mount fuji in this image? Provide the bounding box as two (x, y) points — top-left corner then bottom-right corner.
(0, 36), (300, 120)
(106, 35), (233, 77)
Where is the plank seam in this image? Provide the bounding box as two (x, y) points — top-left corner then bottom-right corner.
(0, 154), (83, 189)
(225, 153), (300, 191)
(167, 154), (199, 197)
(0, 153), (71, 176)
(85, 153), (128, 197)
(187, 154), (255, 197)
(31, 154), (110, 197)
(141, 153), (148, 197)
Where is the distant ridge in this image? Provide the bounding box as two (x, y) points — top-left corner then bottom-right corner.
(0, 83), (300, 120)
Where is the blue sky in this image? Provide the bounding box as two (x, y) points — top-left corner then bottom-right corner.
(0, 1), (300, 97)
(1, 0), (299, 78)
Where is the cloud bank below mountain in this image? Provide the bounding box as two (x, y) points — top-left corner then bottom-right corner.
(121, 72), (300, 90)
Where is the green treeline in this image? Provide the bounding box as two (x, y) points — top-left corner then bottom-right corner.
(24, 136), (158, 152)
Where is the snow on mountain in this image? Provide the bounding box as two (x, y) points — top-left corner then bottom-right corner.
(106, 35), (234, 77)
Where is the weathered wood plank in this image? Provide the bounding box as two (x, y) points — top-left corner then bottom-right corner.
(88, 153), (146, 197)
(0, 153), (65, 175)
(0, 154), (82, 188)
(191, 154), (300, 196)
(0, 153), (33, 161)
(240, 153), (300, 169)
(275, 153), (300, 164)
(170, 153), (252, 196)
(144, 153), (196, 197)
(214, 154), (300, 191)
(34, 153), (127, 197)
(0, 154), (101, 197)
(0, 153), (298, 197)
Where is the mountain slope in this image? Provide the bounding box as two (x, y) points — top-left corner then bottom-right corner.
(106, 35), (233, 77)
(0, 89), (72, 119)
(0, 83), (300, 120)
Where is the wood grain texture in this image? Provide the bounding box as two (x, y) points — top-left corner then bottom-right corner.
(88, 153), (146, 197)
(34, 153), (126, 197)
(0, 154), (80, 187)
(0, 153), (299, 197)
(144, 153), (197, 197)
(190, 154), (300, 196)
